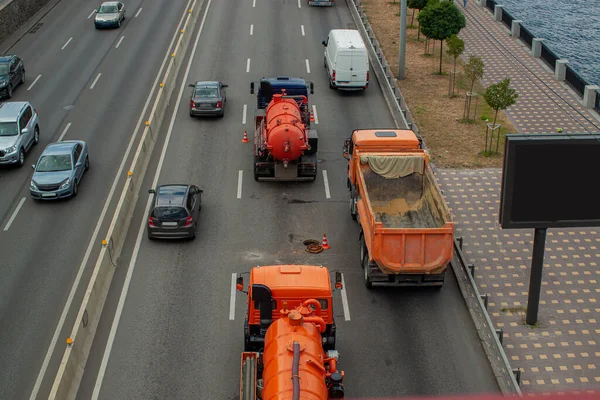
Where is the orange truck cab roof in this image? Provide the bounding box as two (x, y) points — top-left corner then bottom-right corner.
(250, 265), (332, 300)
(352, 129), (421, 152)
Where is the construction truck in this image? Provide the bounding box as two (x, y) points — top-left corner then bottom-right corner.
(249, 84), (318, 181)
(239, 301), (345, 400)
(343, 129), (455, 288)
(236, 265), (342, 353)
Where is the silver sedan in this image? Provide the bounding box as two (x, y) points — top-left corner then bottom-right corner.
(188, 81), (228, 118)
(94, 1), (126, 29)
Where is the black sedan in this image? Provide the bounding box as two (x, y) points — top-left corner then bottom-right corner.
(147, 184), (203, 240)
(188, 81), (228, 118)
(0, 55), (26, 99)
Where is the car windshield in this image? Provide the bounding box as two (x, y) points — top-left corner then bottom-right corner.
(152, 206), (188, 219)
(0, 64), (8, 75)
(0, 122), (18, 137)
(36, 154), (72, 172)
(99, 4), (118, 13)
(195, 87), (218, 98)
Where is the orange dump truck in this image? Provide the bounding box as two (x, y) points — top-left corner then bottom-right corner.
(343, 129), (454, 288)
(239, 302), (345, 400)
(236, 265), (342, 353)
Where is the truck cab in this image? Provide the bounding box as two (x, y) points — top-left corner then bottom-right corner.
(250, 76), (314, 127)
(236, 264), (341, 352)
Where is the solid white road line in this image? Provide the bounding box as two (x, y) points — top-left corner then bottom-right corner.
(61, 37), (72, 50)
(28, 0), (194, 398)
(301, 25), (305, 36)
(90, 73), (102, 89)
(229, 273), (237, 320)
(322, 170), (331, 199)
(305, 59), (311, 74)
(27, 74), (41, 91)
(246, 58), (251, 73)
(115, 36), (125, 48)
(298, 0), (301, 8)
(91, 1), (211, 397)
(242, 104), (247, 124)
(252, 0), (256, 7)
(250, 24), (253, 35)
(340, 273), (351, 321)
(237, 170), (243, 199)
(88, 9), (96, 19)
(58, 122), (72, 142)
(312, 104), (319, 124)
(135, 7), (143, 17)
(3, 197), (26, 232)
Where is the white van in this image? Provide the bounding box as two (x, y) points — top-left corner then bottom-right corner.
(322, 29), (370, 91)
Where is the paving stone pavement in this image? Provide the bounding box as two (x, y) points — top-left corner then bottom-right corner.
(457, 0), (600, 135)
(436, 169), (600, 395)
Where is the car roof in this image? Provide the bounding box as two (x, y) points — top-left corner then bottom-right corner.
(0, 102), (29, 121)
(101, 1), (120, 5)
(155, 184), (190, 206)
(0, 55), (15, 64)
(193, 81), (219, 87)
(43, 142), (77, 155)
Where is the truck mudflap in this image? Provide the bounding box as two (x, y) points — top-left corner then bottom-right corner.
(253, 154), (317, 182)
(366, 260), (446, 288)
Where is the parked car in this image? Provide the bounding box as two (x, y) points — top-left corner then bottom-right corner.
(94, 1), (126, 29)
(188, 81), (227, 117)
(0, 55), (26, 99)
(0, 101), (39, 167)
(147, 184), (203, 240)
(30, 140), (89, 200)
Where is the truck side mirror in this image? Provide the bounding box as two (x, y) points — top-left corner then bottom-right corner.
(309, 82), (314, 94)
(236, 276), (244, 291)
(148, 188), (155, 194)
(343, 137), (351, 160)
(335, 271), (343, 290)
(322, 40), (327, 47)
(250, 82), (255, 94)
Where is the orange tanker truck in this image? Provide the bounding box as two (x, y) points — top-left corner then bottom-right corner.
(343, 129), (455, 288)
(239, 302), (345, 400)
(249, 92), (318, 182)
(236, 265), (342, 353)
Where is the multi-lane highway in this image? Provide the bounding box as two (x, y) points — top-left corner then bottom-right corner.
(65, 0), (503, 399)
(0, 1), (194, 399)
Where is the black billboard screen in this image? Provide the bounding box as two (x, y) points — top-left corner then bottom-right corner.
(499, 133), (600, 229)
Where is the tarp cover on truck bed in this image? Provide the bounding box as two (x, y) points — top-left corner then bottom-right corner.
(359, 154), (447, 229)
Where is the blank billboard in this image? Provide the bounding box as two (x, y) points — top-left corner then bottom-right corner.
(499, 133), (600, 229)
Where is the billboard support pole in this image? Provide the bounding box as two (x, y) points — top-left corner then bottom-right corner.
(526, 227), (547, 325)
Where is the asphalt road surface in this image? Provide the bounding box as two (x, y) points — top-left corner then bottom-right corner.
(0, 0), (192, 399)
(76, 0), (497, 398)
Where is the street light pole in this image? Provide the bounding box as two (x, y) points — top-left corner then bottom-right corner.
(397, 0), (407, 79)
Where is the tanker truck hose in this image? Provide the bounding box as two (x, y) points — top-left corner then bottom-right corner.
(292, 341), (301, 400)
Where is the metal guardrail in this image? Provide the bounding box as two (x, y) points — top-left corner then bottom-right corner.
(346, 0), (522, 395)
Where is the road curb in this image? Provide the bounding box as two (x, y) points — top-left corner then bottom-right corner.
(45, 1), (204, 399)
(345, 0), (521, 395)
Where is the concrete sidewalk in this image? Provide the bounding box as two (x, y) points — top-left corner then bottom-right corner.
(436, 0), (600, 395)
(458, 0), (600, 135)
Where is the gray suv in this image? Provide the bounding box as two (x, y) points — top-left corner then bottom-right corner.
(0, 101), (40, 167)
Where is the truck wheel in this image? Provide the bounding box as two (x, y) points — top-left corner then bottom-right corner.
(363, 253), (373, 289)
(350, 187), (357, 220)
(359, 234), (366, 263)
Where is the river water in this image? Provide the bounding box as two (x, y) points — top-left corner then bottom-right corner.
(496, 0), (599, 86)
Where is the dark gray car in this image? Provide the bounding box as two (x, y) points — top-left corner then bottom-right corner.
(188, 81), (227, 118)
(147, 184), (203, 240)
(0, 55), (26, 99)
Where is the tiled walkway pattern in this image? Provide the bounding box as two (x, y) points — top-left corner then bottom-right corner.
(458, 0), (600, 134)
(436, 169), (600, 394)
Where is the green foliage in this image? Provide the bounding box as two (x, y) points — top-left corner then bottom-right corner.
(483, 78), (519, 153)
(445, 34), (464, 69)
(464, 55), (484, 93)
(408, 0), (428, 9)
(417, 1), (466, 73)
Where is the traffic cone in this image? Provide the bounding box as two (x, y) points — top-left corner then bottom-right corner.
(242, 130), (249, 143)
(321, 233), (330, 250)
(310, 111), (315, 122)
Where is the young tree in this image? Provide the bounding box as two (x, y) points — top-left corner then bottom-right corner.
(483, 78), (519, 153)
(408, 0), (428, 36)
(446, 34), (464, 96)
(417, 0), (466, 74)
(463, 55), (484, 120)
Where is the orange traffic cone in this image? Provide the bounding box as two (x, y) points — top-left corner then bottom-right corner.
(242, 130), (249, 143)
(321, 233), (330, 250)
(310, 111), (315, 122)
